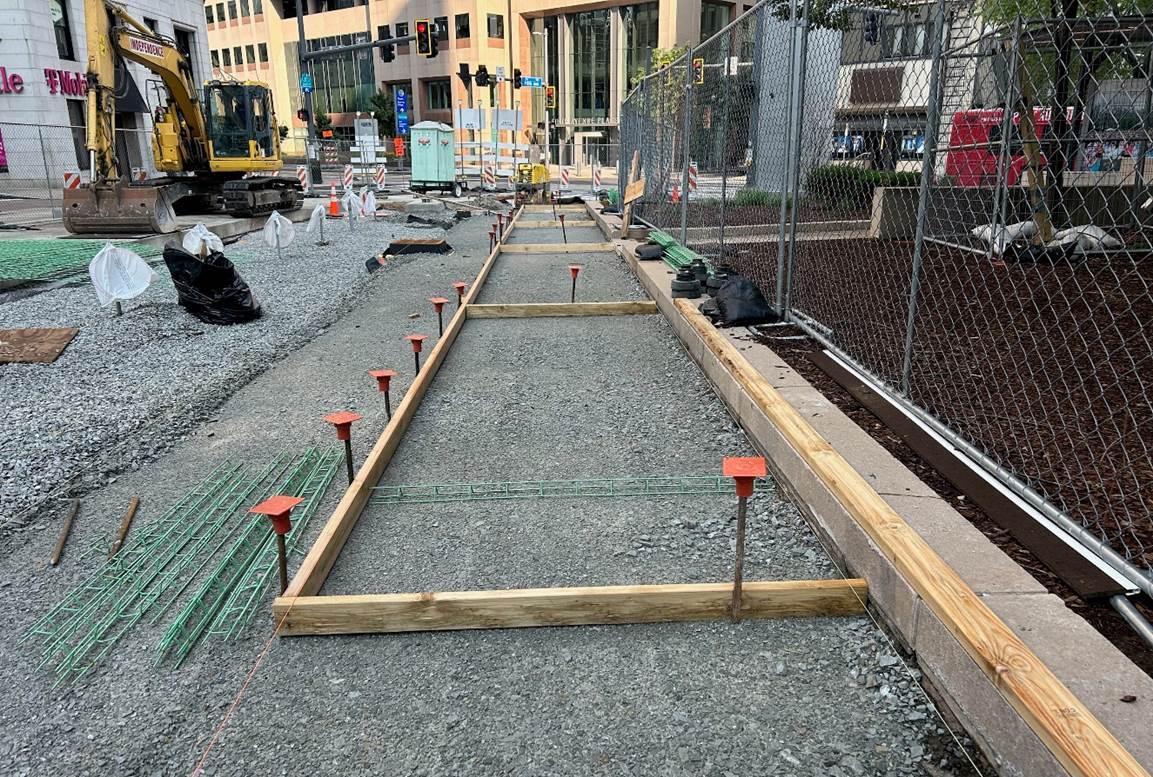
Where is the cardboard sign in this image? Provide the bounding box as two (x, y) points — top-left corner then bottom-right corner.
(623, 177), (646, 204)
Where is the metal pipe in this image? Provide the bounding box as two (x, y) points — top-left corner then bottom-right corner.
(343, 438), (354, 485)
(898, 0), (948, 396)
(781, 0), (812, 314)
(731, 494), (748, 622)
(1111, 595), (1153, 650)
(679, 46), (695, 245)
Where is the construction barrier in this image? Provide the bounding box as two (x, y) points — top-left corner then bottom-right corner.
(374, 165), (386, 188)
(342, 164), (353, 192)
(296, 165), (310, 195)
(62, 172), (80, 190)
(483, 165), (495, 187)
(560, 167), (570, 188)
(688, 160), (698, 193)
(592, 166), (602, 191)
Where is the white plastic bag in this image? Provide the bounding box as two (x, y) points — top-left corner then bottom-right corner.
(341, 190), (362, 220)
(306, 204), (326, 234)
(88, 243), (157, 308)
(1051, 224), (1122, 251)
(970, 220), (1037, 255)
(181, 223), (224, 256)
(362, 188), (377, 218)
(262, 211), (296, 249)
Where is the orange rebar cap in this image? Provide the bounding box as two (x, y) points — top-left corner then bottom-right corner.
(405, 334), (428, 353)
(324, 411), (362, 441)
(723, 456), (767, 497)
(249, 495), (304, 535)
(368, 369), (398, 392)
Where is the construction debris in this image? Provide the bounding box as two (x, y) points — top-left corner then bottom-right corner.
(48, 499), (80, 567)
(0, 327), (79, 364)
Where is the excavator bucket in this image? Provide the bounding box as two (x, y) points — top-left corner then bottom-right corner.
(63, 182), (179, 235)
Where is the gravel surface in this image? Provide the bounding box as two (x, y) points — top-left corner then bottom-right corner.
(0, 211), (449, 530)
(477, 250), (644, 305)
(0, 208), (984, 776)
(504, 226), (608, 244)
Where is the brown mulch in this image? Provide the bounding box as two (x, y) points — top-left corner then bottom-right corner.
(740, 243), (1153, 676)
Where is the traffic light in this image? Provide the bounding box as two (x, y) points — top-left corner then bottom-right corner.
(296, 108), (310, 122)
(692, 57), (704, 85)
(475, 64), (490, 87)
(377, 25), (395, 62)
(545, 85), (556, 110)
(513, 68), (522, 89)
(415, 19), (437, 58)
(458, 63), (472, 87)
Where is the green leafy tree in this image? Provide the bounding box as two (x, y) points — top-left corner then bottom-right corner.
(369, 90), (396, 139)
(314, 109), (332, 131)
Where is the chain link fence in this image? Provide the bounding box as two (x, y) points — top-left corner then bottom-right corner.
(620, 0), (1153, 605)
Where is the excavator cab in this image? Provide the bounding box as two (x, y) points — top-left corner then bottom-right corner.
(203, 82), (279, 168)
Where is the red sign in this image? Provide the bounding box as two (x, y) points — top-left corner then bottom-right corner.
(0, 67), (24, 94)
(393, 136), (406, 157)
(44, 69), (87, 96)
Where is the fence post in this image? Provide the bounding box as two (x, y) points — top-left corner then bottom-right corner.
(898, 0), (948, 396)
(679, 47), (695, 245)
(781, 0), (812, 314)
(986, 17), (1021, 261)
(717, 30), (734, 262)
(774, 0), (799, 312)
(37, 127), (55, 209)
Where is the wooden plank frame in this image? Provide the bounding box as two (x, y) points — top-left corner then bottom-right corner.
(271, 204), (868, 650)
(516, 220), (598, 229)
(278, 580), (869, 636)
(467, 301), (658, 319)
(672, 297), (1150, 777)
(498, 242), (616, 254)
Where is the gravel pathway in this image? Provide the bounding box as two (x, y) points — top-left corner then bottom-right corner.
(0, 209), (983, 776)
(504, 226), (608, 244)
(476, 250), (643, 305)
(0, 213), (448, 530)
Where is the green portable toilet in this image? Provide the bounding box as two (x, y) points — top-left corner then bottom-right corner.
(410, 121), (462, 196)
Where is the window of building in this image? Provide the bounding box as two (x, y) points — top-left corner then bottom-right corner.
(144, 16), (158, 31)
(881, 12), (933, 59)
(205, 5), (215, 24)
(427, 78), (451, 110)
(396, 21), (408, 36)
(289, 35), (374, 115)
(487, 13), (504, 39)
(245, 44), (256, 64)
(66, 100), (88, 168)
(455, 13), (470, 39)
(623, 3), (658, 80)
(253, 0), (263, 13)
(216, 3), (225, 22)
(240, 0), (250, 16)
(51, 0), (75, 60)
(233, 46), (243, 64)
(434, 16), (448, 40)
(174, 28), (195, 70)
(222, 48), (232, 66)
(571, 9), (609, 120)
(700, 1), (730, 40)
(227, 0), (237, 20)
(258, 42), (268, 62)
(211, 49), (220, 67)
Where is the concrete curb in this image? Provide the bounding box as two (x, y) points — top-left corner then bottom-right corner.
(588, 203), (1153, 776)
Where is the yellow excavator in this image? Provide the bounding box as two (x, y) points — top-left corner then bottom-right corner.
(64, 0), (301, 234)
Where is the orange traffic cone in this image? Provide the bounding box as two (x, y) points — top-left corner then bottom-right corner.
(328, 184), (340, 218)
(671, 183), (681, 204)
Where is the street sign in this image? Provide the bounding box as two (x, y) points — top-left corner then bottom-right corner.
(521, 75), (543, 88)
(300, 73), (313, 93)
(496, 65), (506, 84)
(395, 88), (409, 135)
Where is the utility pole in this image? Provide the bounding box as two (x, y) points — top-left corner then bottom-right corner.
(295, 0), (322, 183)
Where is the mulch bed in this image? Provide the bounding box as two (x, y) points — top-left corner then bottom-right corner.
(733, 233), (1153, 676)
(638, 201), (869, 230)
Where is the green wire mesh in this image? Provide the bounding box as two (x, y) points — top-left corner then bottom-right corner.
(0, 239), (164, 283)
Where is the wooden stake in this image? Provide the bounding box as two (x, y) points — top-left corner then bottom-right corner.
(107, 496), (140, 559)
(49, 499), (80, 566)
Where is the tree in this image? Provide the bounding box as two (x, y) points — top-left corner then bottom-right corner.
(314, 109), (332, 131)
(369, 90), (396, 138)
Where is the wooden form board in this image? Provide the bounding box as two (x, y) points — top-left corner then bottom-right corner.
(277, 579), (869, 636)
(467, 301), (658, 318)
(618, 151), (641, 239)
(673, 297), (1149, 777)
(523, 204), (587, 213)
(516, 220), (598, 229)
(498, 242), (616, 254)
(622, 177), (646, 205)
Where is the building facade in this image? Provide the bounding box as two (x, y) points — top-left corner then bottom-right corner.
(0, 0), (210, 186)
(205, 0), (754, 165)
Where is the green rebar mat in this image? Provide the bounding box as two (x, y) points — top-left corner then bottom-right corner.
(646, 230), (714, 274)
(20, 448), (340, 684)
(0, 240), (164, 283)
(370, 475), (771, 506)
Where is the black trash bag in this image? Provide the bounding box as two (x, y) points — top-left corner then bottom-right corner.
(635, 243), (664, 260)
(699, 296), (721, 321)
(713, 275), (779, 326)
(554, 195), (585, 205)
(162, 245), (262, 325)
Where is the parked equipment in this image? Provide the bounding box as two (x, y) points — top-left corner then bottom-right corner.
(64, 0), (301, 235)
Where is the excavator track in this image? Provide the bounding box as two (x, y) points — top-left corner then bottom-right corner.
(221, 177), (302, 218)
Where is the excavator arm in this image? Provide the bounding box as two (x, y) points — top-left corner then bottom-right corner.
(83, 0), (208, 181)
